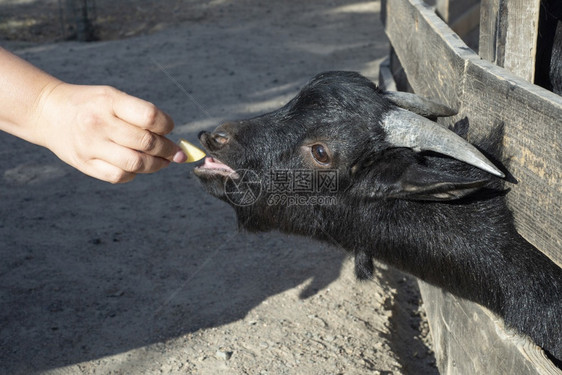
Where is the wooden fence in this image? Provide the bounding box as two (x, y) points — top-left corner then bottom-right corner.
(379, 0), (562, 373)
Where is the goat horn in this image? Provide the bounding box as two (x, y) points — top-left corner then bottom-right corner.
(381, 108), (505, 177)
(385, 91), (457, 118)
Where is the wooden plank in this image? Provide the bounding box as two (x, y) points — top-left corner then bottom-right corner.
(448, 2), (480, 38)
(436, 0), (481, 37)
(436, 0), (480, 22)
(479, 0), (500, 63)
(419, 282), (561, 375)
(479, 0), (541, 82)
(382, 0), (562, 268)
(378, 57), (397, 92)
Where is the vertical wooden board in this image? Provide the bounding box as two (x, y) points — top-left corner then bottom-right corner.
(478, 0), (541, 82)
(382, 0), (562, 267)
(436, 0), (480, 23)
(390, 48), (413, 92)
(436, 0), (450, 21)
(502, 0), (541, 82)
(419, 282), (562, 375)
(448, 3), (481, 38)
(382, 0), (467, 108)
(379, 57), (398, 92)
(436, 0), (481, 35)
(479, 0), (500, 62)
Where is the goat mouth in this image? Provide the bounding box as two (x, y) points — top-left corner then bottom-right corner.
(194, 157), (239, 178)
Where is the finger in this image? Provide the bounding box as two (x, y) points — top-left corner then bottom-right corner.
(85, 159), (136, 184)
(111, 89), (174, 135)
(107, 118), (182, 161)
(100, 141), (171, 174)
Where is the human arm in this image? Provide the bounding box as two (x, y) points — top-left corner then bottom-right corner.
(0, 47), (186, 183)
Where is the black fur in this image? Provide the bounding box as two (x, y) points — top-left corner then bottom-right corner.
(536, 0), (562, 95)
(194, 71), (562, 363)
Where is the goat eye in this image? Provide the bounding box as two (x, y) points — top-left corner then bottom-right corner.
(311, 144), (330, 164)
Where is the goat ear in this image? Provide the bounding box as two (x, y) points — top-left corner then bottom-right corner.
(385, 164), (489, 201)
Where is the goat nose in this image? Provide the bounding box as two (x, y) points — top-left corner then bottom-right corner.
(199, 130), (230, 151)
(211, 131), (230, 146)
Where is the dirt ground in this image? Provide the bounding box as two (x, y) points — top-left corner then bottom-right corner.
(0, 1), (438, 374)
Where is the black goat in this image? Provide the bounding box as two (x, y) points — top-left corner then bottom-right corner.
(194, 71), (562, 363)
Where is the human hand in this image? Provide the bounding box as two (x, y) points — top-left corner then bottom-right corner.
(33, 83), (186, 183)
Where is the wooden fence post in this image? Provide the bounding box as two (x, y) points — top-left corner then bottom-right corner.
(479, 0), (541, 82)
(436, 0), (481, 38)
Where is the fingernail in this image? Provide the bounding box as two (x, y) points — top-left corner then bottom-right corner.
(173, 150), (188, 163)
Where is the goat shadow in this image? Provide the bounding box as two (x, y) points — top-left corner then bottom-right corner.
(0, 144), (347, 374)
(0, 140), (440, 374)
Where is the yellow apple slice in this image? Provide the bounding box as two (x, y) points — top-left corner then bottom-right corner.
(178, 138), (206, 163)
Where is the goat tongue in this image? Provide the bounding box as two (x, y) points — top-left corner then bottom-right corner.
(196, 157), (238, 177)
